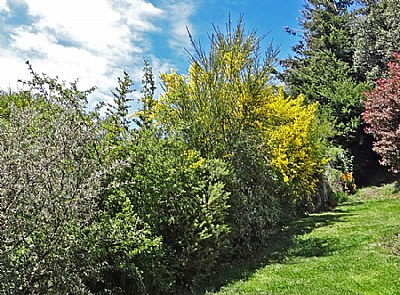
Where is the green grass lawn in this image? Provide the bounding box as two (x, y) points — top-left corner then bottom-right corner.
(206, 183), (400, 295)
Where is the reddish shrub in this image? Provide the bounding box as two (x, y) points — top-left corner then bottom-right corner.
(363, 53), (400, 173)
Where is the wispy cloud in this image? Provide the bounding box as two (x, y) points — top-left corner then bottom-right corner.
(110, 0), (163, 32)
(163, 0), (196, 54)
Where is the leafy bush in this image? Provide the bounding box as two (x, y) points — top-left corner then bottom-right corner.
(89, 69), (231, 293)
(0, 68), (166, 294)
(153, 18), (329, 255)
(223, 136), (284, 255)
(363, 53), (400, 173)
(254, 87), (327, 205)
(128, 131), (231, 291)
(0, 71), (101, 293)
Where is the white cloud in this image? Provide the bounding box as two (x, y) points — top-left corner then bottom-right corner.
(0, 0), (200, 107)
(9, 28), (109, 88)
(0, 0), (9, 13)
(0, 50), (29, 91)
(110, 0), (163, 32)
(25, 0), (125, 52)
(0, 0), (169, 106)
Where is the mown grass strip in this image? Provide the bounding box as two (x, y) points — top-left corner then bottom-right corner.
(208, 185), (400, 295)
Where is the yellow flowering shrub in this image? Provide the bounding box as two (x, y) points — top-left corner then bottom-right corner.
(156, 62), (325, 197)
(255, 87), (326, 196)
(151, 18), (329, 209)
(157, 63), (325, 198)
(157, 62), (246, 157)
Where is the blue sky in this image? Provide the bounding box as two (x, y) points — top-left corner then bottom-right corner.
(0, 0), (303, 106)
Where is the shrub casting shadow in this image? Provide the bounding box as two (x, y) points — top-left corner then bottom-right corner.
(197, 208), (352, 294)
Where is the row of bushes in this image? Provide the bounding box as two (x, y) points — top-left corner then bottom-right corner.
(0, 74), (280, 294)
(0, 22), (357, 294)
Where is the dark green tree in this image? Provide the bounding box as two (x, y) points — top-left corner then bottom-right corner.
(284, 50), (367, 146)
(295, 0), (355, 64)
(282, 0), (362, 146)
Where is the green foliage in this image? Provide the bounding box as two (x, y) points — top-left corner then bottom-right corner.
(133, 60), (157, 128)
(126, 131), (231, 291)
(281, 0), (388, 187)
(0, 68), (101, 294)
(323, 146), (356, 200)
(153, 19), (290, 255)
(83, 196), (163, 294)
(223, 136), (284, 255)
(282, 0), (369, 148)
(0, 61), (234, 294)
(5, 11), (389, 293)
(0, 89), (32, 118)
(94, 66), (232, 293)
(0, 66), (168, 294)
(294, 0), (355, 64)
(156, 17), (278, 158)
(83, 73), (165, 294)
(353, 0), (400, 83)
(284, 51), (368, 146)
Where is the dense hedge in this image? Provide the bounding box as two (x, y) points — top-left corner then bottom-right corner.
(0, 22), (333, 295)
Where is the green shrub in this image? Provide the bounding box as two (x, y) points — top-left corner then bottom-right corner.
(119, 129), (231, 292)
(0, 74), (101, 294)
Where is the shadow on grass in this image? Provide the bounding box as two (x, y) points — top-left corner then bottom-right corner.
(196, 208), (353, 294)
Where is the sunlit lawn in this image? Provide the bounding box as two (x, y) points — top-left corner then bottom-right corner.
(206, 183), (400, 295)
